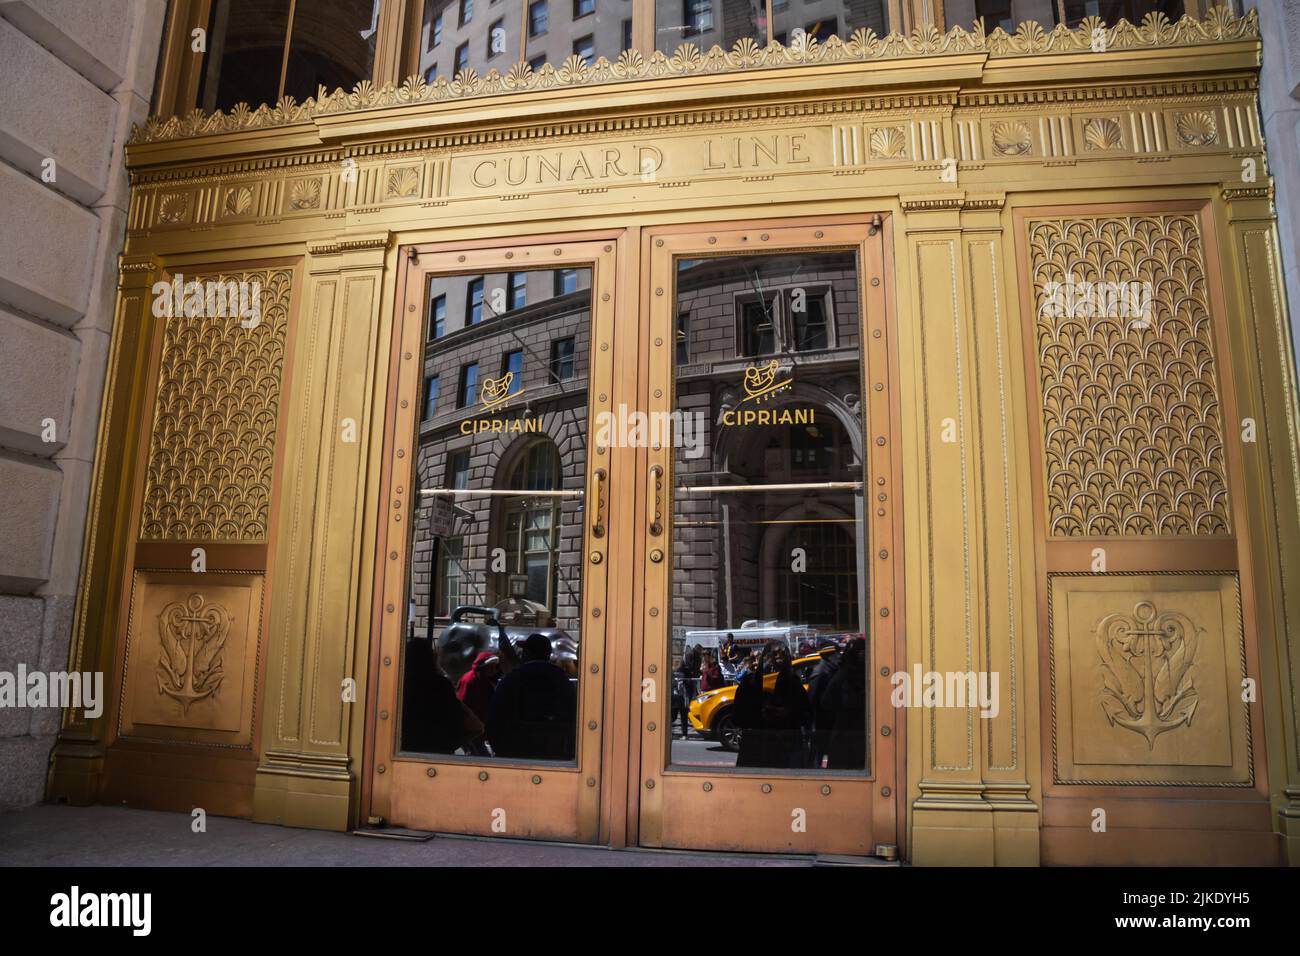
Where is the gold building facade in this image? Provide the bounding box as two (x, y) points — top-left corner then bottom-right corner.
(46, 0), (1300, 865)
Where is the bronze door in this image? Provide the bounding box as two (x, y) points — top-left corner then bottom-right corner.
(636, 219), (902, 855)
(368, 237), (621, 842)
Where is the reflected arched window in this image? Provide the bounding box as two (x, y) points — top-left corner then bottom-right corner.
(197, 0), (381, 113)
(774, 523), (858, 630)
(500, 440), (561, 609)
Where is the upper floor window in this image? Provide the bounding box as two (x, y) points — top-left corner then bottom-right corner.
(501, 350), (525, 394)
(459, 363), (479, 407)
(575, 0), (596, 18)
(423, 375), (441, 419)
(551, 337), (576, 381)
(509, 272), (528, 310)
(467, 277), (485, 324)
(431, 11), (443, 48)
(684, 0), (713, 35)
(488, 18), (506, 57)
(454, 40), (471, 74)
(530, 0), (549, 36)
(555, 269), (578, 296)
(460, 0), (474, 27)
(428, 292), (446, 339)
(573, 34), (595, 62)
(196, 0), (380, 114)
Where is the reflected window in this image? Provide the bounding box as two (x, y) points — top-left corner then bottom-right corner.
(467, 277), (484, 324)
(198, 0), (357, 114)
(555, 269), (579, 295)
(428, 292), (446, 339)
(509, 271), (528, 310)
(501, 349), (524, 395)
(530, 0), (548, 35)
(685, 0), (714, 34)
(459, 363), (479, 407)
(449, 449), (471, 488)
(551, 337), (576, 381)
(739, 298), (777, 357)
(435, 536), (464, 615)
(423, 375), (440, 420)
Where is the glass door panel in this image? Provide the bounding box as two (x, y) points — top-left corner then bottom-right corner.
(639, 221), (899, 856)
(370, 239), (618, 843)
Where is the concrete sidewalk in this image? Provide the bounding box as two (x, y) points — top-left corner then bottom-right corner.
(0, 805), (815, 867)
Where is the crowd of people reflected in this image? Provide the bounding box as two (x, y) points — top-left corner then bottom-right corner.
(402, 628), (577, 761)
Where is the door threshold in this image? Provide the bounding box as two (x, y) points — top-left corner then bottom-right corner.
(357, 827), (897, 865)
(351, 827), (436, 842)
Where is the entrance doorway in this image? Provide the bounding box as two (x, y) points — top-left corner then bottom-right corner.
(366, 218), (901, 857)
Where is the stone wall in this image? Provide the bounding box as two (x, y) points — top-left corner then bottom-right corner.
(0, 0), (165, 810)
(1246, 0), (1300, 379)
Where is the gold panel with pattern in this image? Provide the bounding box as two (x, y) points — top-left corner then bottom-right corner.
(1048, 573), (1251, 787)
(139, 268), (292, 542)
(119, 570), (265, 747)
(1028, 214), (1231, 537)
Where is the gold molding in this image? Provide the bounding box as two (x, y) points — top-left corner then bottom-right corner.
(129, 10), (1259, 146)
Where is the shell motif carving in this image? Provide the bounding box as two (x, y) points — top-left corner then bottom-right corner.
(1028, 214), (1230, 537)
(386, 166), (420, 199)
(289, 178), (323, 210)
(991, 121), (1033, 156)
(1175, 110), (1218, 147)
(1083, 117), (1124, 151)
(222, 185), (254, 217)
(869, 126), (907, 159)
(158, 193), (189, 223)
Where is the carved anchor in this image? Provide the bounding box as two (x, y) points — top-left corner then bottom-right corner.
(156, 593), (230, 714)
(1096, 600), (1199, 749)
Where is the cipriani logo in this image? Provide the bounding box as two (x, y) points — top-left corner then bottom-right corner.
(0, 666), (102, 719)
(50, 886), (151, 936)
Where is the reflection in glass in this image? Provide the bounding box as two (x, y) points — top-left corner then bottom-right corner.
(770, 0), (889, 47)
(655, 0), (766, 55)
(942, 0), (1181, 31)
(283, 0), (380, 103)
(400, 268), (593, 763)
(197, 0), (292, 113)
(528, 0), (632, 69)
(668, 252), (869, 774)
(198, 1), (380, 113)
(421, 0), (524, 81)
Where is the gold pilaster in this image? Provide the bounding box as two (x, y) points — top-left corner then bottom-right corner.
(252, 232), (394, 830)
(47, 253), (164, 805)
(1218, 187), (1300, 864)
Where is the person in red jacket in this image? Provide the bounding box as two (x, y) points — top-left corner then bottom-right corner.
(698, 650), (725, 692)
(456, 651), (501, 755)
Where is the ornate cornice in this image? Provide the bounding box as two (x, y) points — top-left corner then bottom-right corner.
(130, 10), (1258, 146)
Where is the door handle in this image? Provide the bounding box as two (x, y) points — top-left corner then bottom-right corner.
(591, 467), (607, 538)
(648, 463), (663, 537)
